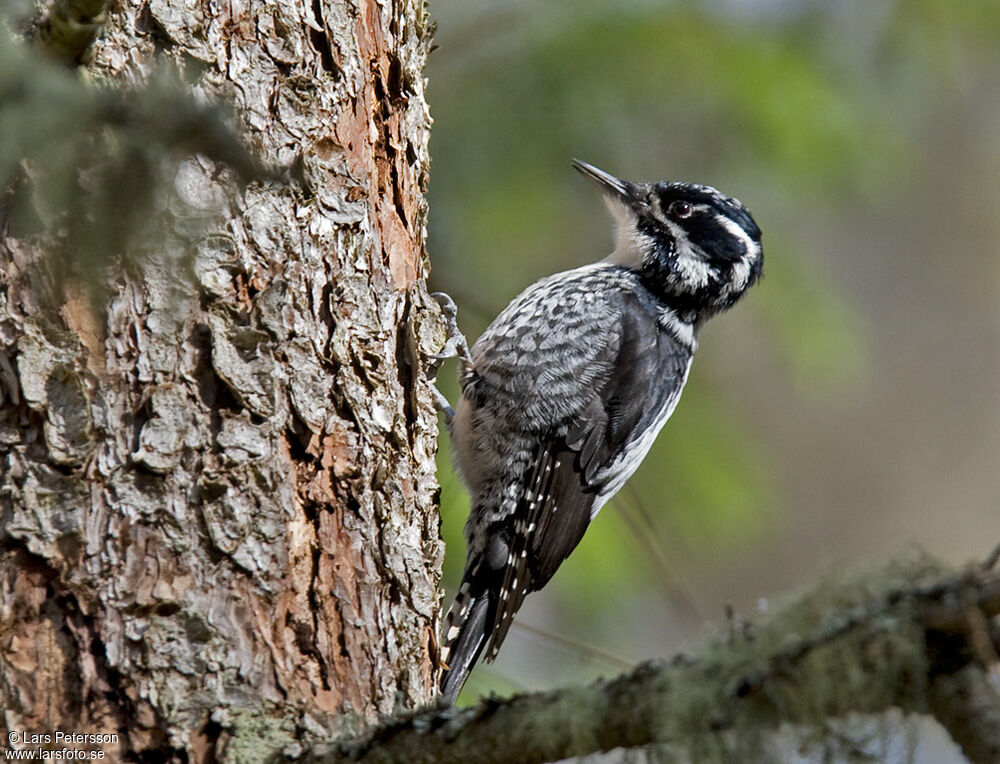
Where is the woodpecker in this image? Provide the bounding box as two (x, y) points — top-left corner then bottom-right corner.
(436, 159), (763, 704)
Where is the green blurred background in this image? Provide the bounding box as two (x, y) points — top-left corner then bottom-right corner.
(425, 0), (1000, 716)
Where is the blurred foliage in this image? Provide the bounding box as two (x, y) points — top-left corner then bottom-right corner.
(426, 0), (1000, 700)
(755, 238), (865, 389)
(0, 8), (266, 302)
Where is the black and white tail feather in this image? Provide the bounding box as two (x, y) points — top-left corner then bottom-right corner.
(437, 159), (763, 704)
(439, 571), (492, 704)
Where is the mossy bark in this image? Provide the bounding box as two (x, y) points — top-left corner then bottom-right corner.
(0, 0), (442, 760)
(294, 556), (1000, 764)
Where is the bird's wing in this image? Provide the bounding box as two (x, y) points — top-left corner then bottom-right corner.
(482, 292), (692, 661)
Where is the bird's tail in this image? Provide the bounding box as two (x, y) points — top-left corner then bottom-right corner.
(439, 576), (495, 705)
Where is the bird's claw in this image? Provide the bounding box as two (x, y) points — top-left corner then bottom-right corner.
(430, 291), (472, 366)
(432, 385), (456, 426)
(427, 291), (469, 427)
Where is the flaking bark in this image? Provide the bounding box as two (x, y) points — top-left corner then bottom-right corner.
(0, 0), (443, 760)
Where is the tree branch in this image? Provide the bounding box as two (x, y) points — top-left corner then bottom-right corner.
(286, 553), (1000, 764)
(929, 665), (1000, 764)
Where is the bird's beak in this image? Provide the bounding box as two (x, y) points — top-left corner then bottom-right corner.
(572, 159), (633, 202)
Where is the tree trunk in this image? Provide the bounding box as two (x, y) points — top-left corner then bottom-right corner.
(0, 0), (442, 760)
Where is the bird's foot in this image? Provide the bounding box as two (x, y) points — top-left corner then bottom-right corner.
(426, 291), (469, 427)
(432, 384), (456, 426)
(429, 291), (472, 368)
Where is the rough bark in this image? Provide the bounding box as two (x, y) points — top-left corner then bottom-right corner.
(0, 0), (443, 760)
(294, 556), (1000, 764)
(36, 0), (108, 63)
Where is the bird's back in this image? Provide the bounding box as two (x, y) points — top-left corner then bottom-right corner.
(452, 263), (693, 528)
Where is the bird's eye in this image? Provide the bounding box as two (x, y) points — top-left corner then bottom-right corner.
(668, 201), (692, 219)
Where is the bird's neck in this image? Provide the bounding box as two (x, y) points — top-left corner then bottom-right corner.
(637, 266), (720, 326)
(654, 300), (699, 351)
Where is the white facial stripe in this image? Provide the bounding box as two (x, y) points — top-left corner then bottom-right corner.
(728, 259), (751, 296)
(717, 215), (760, 264)
(662, 219), (713, 291)
(664, 218), (691, 254)
(674, 255), (710, 290)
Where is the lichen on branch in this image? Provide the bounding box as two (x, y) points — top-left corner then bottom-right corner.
(291, 550), (1000, 764)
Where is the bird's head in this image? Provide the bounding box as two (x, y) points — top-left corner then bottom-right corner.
(573, 159), (763, 319)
